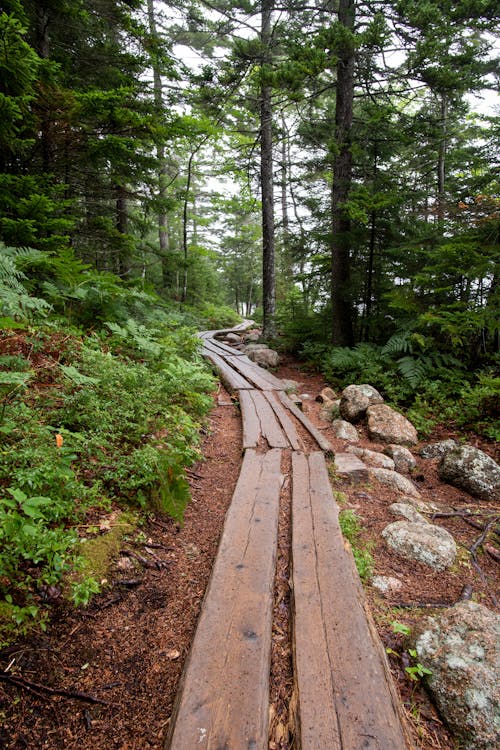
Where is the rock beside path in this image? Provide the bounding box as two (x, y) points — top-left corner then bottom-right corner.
(245, 345), (280, 368)
(370, 467), (420, 498)
(382, 521), (456, 571)
(371, 575), (403, 596)
(439, 445), (500, 501)
(415, 601), (500, 750)
(347, 445), (395, 470)
(420, 439), (457, 459)
(366, 404), (418, 446)
(332, 419), (359, 442)
(389, 503), (428, 524)
(383, 445), (416, 473)
(339, 384), (383, 423)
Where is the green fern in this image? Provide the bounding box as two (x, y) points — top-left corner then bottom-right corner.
(396, 356), (429, 388)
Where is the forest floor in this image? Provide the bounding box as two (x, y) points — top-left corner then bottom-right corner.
(1, 356), (498, 750)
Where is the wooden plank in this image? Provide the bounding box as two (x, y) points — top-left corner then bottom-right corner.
(203, 350), (253, 392)
(225, 354), (281, 391)
(234, 355), (284, 389)
(278, 392), (333, 454)
(166, 449), (283, 750)
(203, 338), (246, 357)
(291, 451), (341, 749)
(292, 451), (411, 750)
(239, 389), (261, 449)
(250, 390), (289, 448)
(263, 391), (303, 451)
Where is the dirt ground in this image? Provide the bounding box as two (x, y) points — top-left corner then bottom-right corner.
(1, 357), (498, 749)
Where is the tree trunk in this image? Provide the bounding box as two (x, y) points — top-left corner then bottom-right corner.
(436, 94), (448, 228)
(147, 0), (171, 288)
(261, 0), (276, 339)
(331, 0), (355, 347)
(116, 186), (130, 278)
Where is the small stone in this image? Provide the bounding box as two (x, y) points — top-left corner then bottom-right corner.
(316, 387), (337, 403)
(420, 439), (457, 459)
(370, 467), (420, 497)
(371, 575), (403, 595)
(382, 521), (457, 571)
(281, 379), (301, 393)
(334, 453), (369, 483)
(347, 446), (395, 470)
(339, 383), (384, 423)
(247, 347), (280, 368)
(367, 404), (418, 446)
(384, 445), (417, 473)
(224, 332), (241, 344)
(389, 503), (428, 524)
(320, 399), (341, 422)
(332, 419), (360, 442)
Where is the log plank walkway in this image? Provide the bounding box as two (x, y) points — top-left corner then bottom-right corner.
(165, 328), (412, 750)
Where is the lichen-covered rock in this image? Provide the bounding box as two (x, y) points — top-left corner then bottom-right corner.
(281, 378), (301, 393)
(414, 601), (500, 750)
(346, 445), (395, 470)
(382, 521), (456, 571)
(439, 445), (500, 501)
(366, 404), (418, 446)
(384, 445), (417, 473)
(224, 332), (241, 344)
(371, 575), (403, 596)
(339, 383), (383, 423)
(331, 419), (359, 442)
(389, 503), (428, 524)
(243, 329), (261, 342)
(420, 439), (457, 459)
(246, 346), (280, 368)
(320, 399), (341, 422)
(370, 467), (420, 497)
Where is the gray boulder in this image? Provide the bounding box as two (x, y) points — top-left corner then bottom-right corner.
(224, 332), (241, 344)
(420, 439), (457, 459)
(346, 445), (395, 470)
(384, 445), (417, 473)
(246, 346), (280, 368)
(366, 404), (418, 446)
(389, 502), (428, 524)
(370, 467), (421, 498)
(320, 399), (341, 422)
(331, 419), (359, 442)
(371, 575), (403, 596)
(415, 601), (500, 750)
(339, 384), (383, 423)
(382, 521), (456, 571)
(439, 445), (500, 501)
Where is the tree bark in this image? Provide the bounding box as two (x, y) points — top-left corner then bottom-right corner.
(261, 0), (276, 339)
(331, 0), (355, 347)
(147, 0), (171, 288)
(436, 94), (448, 228)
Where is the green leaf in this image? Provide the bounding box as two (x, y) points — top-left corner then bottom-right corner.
(59, 364), (98, 386)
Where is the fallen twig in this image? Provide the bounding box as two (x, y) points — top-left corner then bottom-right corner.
(0, 673), (109, 706)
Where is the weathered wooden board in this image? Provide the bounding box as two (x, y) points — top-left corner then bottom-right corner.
(225, 354), (281, 391)
(203, 350), (252, 392)
(165, 449), (283, 750)
(278, 392), (333, 454)
(239, 389), (261, 449)
(291, 451), (411, 750)
(250, 390), (290, 448)
(263, 391), (303, 451)
(203, 337), (246, 357)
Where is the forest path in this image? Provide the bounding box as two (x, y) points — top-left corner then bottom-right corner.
(165, 327), (412, 750)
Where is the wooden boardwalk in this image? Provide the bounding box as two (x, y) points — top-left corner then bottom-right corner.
(165, 329), (412, 750)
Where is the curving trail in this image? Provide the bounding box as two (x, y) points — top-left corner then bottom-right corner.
(165, 326), (412, 750)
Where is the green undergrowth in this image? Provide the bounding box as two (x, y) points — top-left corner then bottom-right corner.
(0, 256), (224, 644)
(338, 508), (374, 582)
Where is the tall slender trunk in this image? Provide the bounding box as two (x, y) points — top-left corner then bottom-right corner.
(437, 94), (448, 229)
(116, 186), (130, 277)
(147, 0), (170, 288)
(261, 0), (276, 339)
(331, 0), (355, 347)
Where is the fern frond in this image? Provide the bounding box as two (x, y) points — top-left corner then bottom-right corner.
(397, 356), (427, 388)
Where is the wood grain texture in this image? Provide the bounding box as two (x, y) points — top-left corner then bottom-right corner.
(291, 451), (411, 750)
(239, 389), (261, 449)
(204, 351), (252, 391)
(249, 390), (290, 448)
(263, 391), (303, 451)
(226, 354), (282, 391)
(278, 392), (333, 454)
(165, 449), (283, 750)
